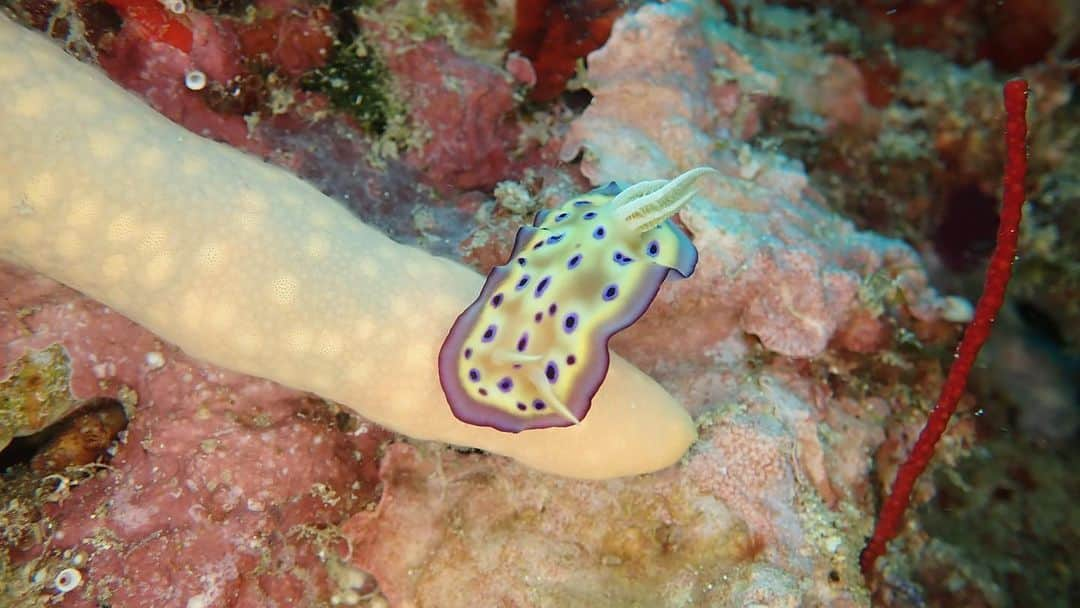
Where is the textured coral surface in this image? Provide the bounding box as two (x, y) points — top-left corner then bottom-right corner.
(1, 264), (392, 607)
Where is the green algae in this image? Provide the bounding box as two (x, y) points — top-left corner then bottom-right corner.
(302, 34), (400, 137)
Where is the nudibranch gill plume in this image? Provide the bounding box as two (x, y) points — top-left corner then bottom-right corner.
(438, 167), (717, 432)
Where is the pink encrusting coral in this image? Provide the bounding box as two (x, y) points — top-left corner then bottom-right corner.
(341, 433), (864, 606)
(91, 0), (539, 200)
(1, 263), (391, 606)
(561, 0), (959, 366)
(364, 29), (520, 191)
(561, 0), (875, 182)
(92, 4), (334, 154)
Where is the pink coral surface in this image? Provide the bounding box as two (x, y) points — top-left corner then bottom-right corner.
(561, 1), (956, 364)
(2, 263), (390, 607)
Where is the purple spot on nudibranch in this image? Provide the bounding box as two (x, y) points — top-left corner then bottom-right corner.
(491, 293), (503, 307)
(516, 332), (529, 352)
(574, 200), (591, 207)
(566, 354), (576, 365)
(464, 348), (472, 359)
(647, 240), (660, 256)
(534, 311), (543, 323)
(533, 399), (546, 410)
(567, 254), (583, 269)
(545, 361), (559, 383)
(482, 324), (497, 342)
(517, 402), (527, 411)
(563, 313), (578, 333)
(497, 377), (514, 392)
(555, 212), (569, 222)
(533, 240), (544, 250)
(548, 303), (557, 315)
(613, 251), (633, 265)
(593, 226), (606, 239)
(534, 276), (551, 297)
(583, 211), (597, 219)
(602, 284), (619, 301)
(546, 233), (565, 244)
(516, 275), (531, 290)
(517, 257), (526, 266)
(468, 368), (480, 382)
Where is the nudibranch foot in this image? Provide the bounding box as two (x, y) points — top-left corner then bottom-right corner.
(438, 168), (715, 432)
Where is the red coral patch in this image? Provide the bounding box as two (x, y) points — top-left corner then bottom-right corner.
(508, 0), (624, 102)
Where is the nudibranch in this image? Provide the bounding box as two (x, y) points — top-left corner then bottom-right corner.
(438, 167), (717, 432)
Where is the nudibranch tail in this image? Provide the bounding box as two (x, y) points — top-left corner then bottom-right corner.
(439, 168), (710, 433)
(613, 166), (718, 233)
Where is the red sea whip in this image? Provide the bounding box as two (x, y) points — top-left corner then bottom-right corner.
(860, 79), (1029, 577)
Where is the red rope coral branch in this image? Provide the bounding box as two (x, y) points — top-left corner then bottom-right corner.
(860, 79), (1029, 578)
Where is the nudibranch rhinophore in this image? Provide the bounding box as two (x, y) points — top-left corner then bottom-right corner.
(439, 167), (717, 432)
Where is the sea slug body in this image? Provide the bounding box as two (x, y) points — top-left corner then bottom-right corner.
(440, 168), (716, 432)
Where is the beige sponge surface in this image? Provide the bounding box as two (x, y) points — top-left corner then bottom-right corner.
(0, 17), (695, 479)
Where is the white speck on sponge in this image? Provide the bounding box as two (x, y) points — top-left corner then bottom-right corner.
(54, 568), (82, 593)
(0, 16), (695, 479)
(184, 70), (206, 91)
(145, 351), (166, 370)
(940, 295), (974, 323)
